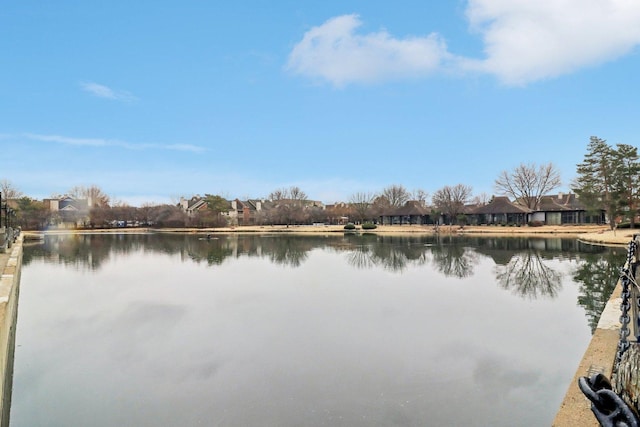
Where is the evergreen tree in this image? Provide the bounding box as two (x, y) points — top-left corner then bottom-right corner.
(572, 136), (618, 228)
(613, 144), (640, 228)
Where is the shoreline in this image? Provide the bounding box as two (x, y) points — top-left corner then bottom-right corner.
(22, 224), (634, 246)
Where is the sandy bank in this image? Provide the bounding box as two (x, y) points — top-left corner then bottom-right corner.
(22, 224), (634, 246)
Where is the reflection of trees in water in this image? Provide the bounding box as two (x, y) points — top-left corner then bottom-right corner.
(186, 238), (234, 266)
(430, 244), (478, 278)
(24, 232), (627, 333)
(264, 236), (312, 267)
(344, 234), (430, 272)
(345, 247), (376, 270)
(494, 251), (562, 299)
(23, 234), (152, 271)
(23, 232), (613, 300)
(24, 233), (329, 270)
(573, 249), (626, 333)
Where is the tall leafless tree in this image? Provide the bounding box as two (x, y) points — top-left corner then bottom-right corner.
(432, 184), (473, 224)
(68, 185), (111, 207)
(269, 186), (308, 202)
(349, 191), (375, 223)
(268, 186), (309, 225)
(412, 189), (429, 207)
(0, 179), (22, 200)
(381, 184), (410, 208)
(288, 186), (307, 201)
(494, 162), (561, 209)
(471, 192), (491, 206)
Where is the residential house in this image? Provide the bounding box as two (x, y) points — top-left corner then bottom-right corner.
(180, 196), (274, 226)
(44, 196), (92, 227)
(468, 193), (605, 225)
(228, 199), (271, 226)
(324, 202), (351, 225)
(179, 196), (209, 215)
(471, 196), (531, 225)
(379, 201), (434, 225)
(529, 193), (605, 225)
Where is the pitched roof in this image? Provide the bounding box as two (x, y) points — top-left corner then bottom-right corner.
(472, 196), (531, 215)
(393, 201), (430, 216)
(536, 193), (587, 211)
(188, 199), (208, 212)
(58, 197), (90, 212)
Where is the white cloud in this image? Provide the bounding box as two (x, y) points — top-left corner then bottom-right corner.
(80, 81), (137, 101)
(286, 14), (452, 87)
(288, 3), (640, 86)
(464, 0), (640, 85)
(24, 133), (207, 153)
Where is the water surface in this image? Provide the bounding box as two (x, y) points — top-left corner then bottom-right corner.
(10, 233), (623, 426)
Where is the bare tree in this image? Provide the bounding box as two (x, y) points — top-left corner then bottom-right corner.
(472, 192), (491, 206)
(68, 185), (111, 207)
(349, 192), (375, 223)
(269, 188), (288, 201)
(288, 186), (307, 201)
(432, 184), (473, 224)
(149, 204), (187, 228)
(268, 186), (309, 225)
(0, 179), (22, 200)
(413, 189), (429, 207)
(494, 162), (561, 209)
(371, 195), (392, 219)
(381, 184), (410, 208)
(269, 186), (308, 202)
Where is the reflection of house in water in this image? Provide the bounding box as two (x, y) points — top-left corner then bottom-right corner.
(474, 247), (515, 266)
(469, 236), (605, 265)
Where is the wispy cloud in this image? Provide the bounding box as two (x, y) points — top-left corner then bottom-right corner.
(288, 2), (640, 86)
(80, 81), (137, 102)
(24, 133), (207, 153)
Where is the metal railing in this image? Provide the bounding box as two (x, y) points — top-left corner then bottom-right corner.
(579, 236), (640, 426)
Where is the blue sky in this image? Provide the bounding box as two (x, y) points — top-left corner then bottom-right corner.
(2, 1), (640, 206)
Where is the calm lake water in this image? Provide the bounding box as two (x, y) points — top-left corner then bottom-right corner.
(10, 233), (624, 426)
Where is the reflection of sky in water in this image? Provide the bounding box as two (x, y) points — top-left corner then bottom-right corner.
(11, 235), (603, 426)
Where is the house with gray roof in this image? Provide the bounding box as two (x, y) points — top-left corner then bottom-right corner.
(379, 201), (434, 225)
(43, 196), (92, 227)
(528, 193), (605, 225)
(471, 196), (531, 225)
(469, 193), (605, 225)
